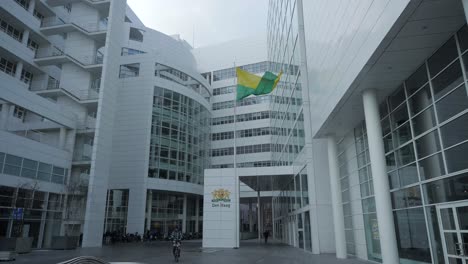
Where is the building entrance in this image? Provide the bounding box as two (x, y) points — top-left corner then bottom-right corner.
(438, 201), (468, 263)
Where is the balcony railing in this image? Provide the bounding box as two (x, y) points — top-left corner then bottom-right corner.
(35, 46), (104, 65)
(73, 143), (93, 161)
(41, 17), (108, 32)
(30, 78), (100, 101)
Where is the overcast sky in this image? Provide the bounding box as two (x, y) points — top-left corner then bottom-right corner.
(127, 0), (268, 48)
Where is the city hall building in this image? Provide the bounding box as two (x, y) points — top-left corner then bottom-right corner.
(0, 0), (468, 264)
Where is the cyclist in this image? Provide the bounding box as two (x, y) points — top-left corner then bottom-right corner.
(170, 227), (183, 261)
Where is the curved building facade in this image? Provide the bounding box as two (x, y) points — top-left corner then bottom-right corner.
(105, 9), (211, 238)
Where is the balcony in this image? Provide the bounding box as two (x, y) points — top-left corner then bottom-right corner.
(40, 17), (107, 41)
(73, 143), (93, 164)
(30, 78), (100, 105)
(34, 46), (103, 72)
(77, 115), (97, 134)
(46, 0), (110, 8)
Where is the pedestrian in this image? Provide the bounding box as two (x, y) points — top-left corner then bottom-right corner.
(263, 230), (269, 243)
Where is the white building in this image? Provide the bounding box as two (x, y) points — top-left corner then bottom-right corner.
(268, 0), (468, 263)
(0, 0), (210, 248)
(4, 1), (468, 263)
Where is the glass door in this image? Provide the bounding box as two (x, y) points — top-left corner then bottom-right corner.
(437, 201), (468, 264)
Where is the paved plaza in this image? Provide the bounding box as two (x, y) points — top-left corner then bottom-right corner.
(13, 240), (371, 264)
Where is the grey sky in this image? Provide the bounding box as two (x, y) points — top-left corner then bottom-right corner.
(127, 0), (268, 48)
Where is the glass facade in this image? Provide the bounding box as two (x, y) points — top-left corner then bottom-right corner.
(272, 166), (311, 251)
(146, 190), (202, 236)
(149, 87), (210, 185)
(155, 63), (211, 101)
(0, 186), (64, 248)
(267, 0), (304, 167)
(0, 152), (68, 184)
(344, 25), (468, 264)
(104, 189), (129, 233)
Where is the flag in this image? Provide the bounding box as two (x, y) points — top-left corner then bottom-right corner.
(236, 67), (282, 100)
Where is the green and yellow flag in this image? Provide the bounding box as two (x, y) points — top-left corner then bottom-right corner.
(236, 67), (282, 100)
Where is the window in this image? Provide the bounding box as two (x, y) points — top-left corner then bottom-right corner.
(0, 57), (17, 76)
(121, 47), (145, 56)
(63, 4), (72, 13)
(20, 69), (33, 85)
(0, 18), (23, 42)
(129, 27), (144, 42)
(119, 63), (140, 78)
(14, 0), (30, 10)
(27, 38), (39, 53)
(33, 9), (44, 22)
(13, 106), (26, 120)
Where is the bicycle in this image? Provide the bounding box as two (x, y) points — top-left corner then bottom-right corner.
(173, 239), (181, 262)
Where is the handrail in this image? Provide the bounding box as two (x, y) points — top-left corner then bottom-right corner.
(57, 256), (109, 264)
(41, 17), (107, 33)
(35, 46), (103, 66)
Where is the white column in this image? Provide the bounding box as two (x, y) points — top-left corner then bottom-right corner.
(37, 193), (49, 248)
(28, 0), (36, 13)
(146, 191), (152, 231)
(15, 61), (23, 79)
(327, 136), (347, 259)
(257, 191), (261, 240)
(249, 200), (254, 232)
(1, 103), (10, 130)
(182, 194), (187, 233)
(362, 89), (399, 264)
(22, 30), (30, 45)
(59, 127), (67, 149)
(195, 196), (199, 233)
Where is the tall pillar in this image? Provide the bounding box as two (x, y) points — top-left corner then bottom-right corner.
(182, 194), (187, 233)
(59, 127), (67, 149)
(195, 196), (199, 233)
(37, 193), (49, 248)
(1, 103), (10, 130)
(362, 89), (399, 263)
(146, 190), (152, 231)
(249, 200), (254, 233)
(28, 0), (36, 13)
(22, 30), (30, 46)
(15, 61), (23, 79)
(327, 136), (346, 259)
(257, 191), (261, 240)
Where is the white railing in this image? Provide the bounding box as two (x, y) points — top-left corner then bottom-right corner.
(73, 143), (93, 161)
(41, 16), (108, 32)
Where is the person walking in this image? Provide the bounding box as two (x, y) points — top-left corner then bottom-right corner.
(263, 230), (270, 244)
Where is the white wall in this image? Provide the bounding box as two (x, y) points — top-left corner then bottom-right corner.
(301, 0), (410, 137)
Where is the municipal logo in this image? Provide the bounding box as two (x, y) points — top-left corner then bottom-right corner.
(211, 188), (231, 208)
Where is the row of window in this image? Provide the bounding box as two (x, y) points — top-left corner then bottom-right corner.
(212, 81), (302, 97)
(212, 95), (302, 111)
(155, 63), (210, 99)
(0, 57), (17, 77)
(121, 47), (145, 56)
(0, 17), (23, 42)
(211, 144), (281, 157)
(0, 153), (68, 185)
(213, 86), (235, 96)
(210, 111), (301, 126)
(210, 127), (304, 141)
(212, 61), (299, 82)
(119, 63), (139, 78)
(211, 160), (274, 168)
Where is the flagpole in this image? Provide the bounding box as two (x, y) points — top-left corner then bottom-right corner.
(233, 62), (239, 248)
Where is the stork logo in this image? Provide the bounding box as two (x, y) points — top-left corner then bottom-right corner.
(211, 188), (231, 208)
